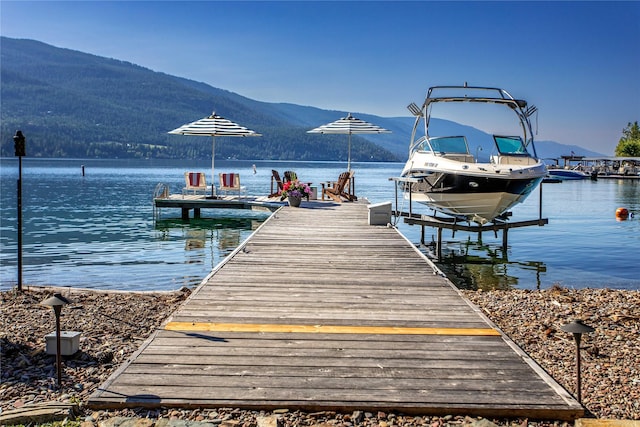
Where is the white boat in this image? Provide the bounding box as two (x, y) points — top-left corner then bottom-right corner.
(546, 166), (590, 180)
(400, 85), (547, 224)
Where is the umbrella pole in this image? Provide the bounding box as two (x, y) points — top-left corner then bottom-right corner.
(211, 136), (216, 197)
(347, 133), (352, 171)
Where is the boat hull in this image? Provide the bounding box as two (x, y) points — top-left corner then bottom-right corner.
(401, 152), (546, 223)
(403, 173), (543, 224)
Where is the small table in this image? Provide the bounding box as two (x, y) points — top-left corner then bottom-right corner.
(308, 185), (318, 200)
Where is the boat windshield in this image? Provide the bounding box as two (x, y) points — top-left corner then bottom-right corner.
(494, 136), (530, 155)
(428, 136), (469, 154)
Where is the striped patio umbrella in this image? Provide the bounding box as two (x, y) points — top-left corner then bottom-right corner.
(307, 113), (391, 170)
(169, 112), (261, 196)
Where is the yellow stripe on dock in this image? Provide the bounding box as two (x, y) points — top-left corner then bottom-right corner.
(576, 420), (640, 427)
(164, 321), (501, 336)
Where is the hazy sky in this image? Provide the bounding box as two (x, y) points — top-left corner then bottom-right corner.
(1, 1), (639, 154)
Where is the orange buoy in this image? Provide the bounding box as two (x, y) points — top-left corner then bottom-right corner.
(616, 207), (629, 219)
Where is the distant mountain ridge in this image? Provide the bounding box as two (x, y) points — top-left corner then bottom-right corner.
(0, 37), (602, 161)
(0, 37), (400, 161)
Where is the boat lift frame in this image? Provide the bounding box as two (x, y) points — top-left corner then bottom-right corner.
(389, 177), (548, 260)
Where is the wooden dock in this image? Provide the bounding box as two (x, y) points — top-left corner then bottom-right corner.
(89, 202), (583, 420)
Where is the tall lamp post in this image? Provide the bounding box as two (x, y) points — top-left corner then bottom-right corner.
(41, 293), (71, 388)
(561, 319), (595, 403)
(13, 130), (26, 292)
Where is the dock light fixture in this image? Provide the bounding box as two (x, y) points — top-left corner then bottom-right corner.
(41, 293), (71, 388)
(561, 319), (595, 403)
(13, 130), (26, 292)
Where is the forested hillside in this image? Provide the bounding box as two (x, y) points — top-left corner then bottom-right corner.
(0, 37), (400, 161)
(1, 37), (601, 162)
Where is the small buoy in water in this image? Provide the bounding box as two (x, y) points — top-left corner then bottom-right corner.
(615, 207), (629, 219)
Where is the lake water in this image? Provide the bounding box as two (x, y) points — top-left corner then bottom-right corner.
(1, 158), (638, 291)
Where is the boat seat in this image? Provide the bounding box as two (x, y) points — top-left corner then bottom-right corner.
(494, 155), (538, 165)
(442, 154), (475, 163)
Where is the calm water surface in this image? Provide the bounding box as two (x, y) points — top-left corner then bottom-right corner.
(1, 158), (638, 291)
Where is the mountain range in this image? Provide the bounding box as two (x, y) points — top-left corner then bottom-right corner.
(0, 37), (603, 161)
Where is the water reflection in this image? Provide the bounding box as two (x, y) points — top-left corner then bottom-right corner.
(185, 229), (206, 250)
(614, 179), (639, 216)
(154, 217), (264, 269)
(218, 229), (242, 251)
(417, 238), (547, 290)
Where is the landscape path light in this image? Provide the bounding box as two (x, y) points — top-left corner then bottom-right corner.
(41, 293), (71, 388)
(13, 130), (25, 292)
(560, 319), (595, 403)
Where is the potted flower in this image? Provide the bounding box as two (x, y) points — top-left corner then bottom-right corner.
(280, 179), (311, 207)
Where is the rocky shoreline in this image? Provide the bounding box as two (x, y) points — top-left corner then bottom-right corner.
(1, 286), (638, 425)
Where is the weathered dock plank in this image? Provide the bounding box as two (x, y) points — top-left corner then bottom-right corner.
(89, 202), (583, 420)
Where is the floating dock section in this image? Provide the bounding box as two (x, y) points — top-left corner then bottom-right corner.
(153, 192), (281, 220)
(90, 202), (582, 420)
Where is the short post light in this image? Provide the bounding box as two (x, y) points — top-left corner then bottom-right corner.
(13, 130), (26, 292)
(41, 293), (71, 388)
(560, 319), (595, 403)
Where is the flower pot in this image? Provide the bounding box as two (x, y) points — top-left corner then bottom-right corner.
(288, 195), (302, 207)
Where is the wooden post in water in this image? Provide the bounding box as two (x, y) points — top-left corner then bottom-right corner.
(539, 180), (543, 220)
(502, 224), (509, 252)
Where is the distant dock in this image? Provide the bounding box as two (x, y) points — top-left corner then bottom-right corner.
(551, 155), (640, 179)
(91, 201), (582, 420)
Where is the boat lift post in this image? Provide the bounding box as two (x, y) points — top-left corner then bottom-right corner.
(391, 176), (421, 220)
(390, 177), (548, 261)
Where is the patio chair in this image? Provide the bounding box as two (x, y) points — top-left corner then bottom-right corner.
(344, 170), (357, 201)
(269, 169), (284, 198)
(218, 172), (247, 198)
(321, 171), (353, 203)
(182, 172), (208, 196)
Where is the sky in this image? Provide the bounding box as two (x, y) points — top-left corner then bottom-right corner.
(1, 1), (639, 155)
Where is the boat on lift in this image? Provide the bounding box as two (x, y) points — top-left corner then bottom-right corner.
(400, 85), (547, 224)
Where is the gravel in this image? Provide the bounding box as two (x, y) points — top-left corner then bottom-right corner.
(462, 286), (640, 420)
(1, 285), (638, 425)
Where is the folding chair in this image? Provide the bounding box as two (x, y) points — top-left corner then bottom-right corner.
(218, 173), (247, 198)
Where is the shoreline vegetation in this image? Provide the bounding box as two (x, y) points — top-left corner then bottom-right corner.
(1, 286), (638, 425)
